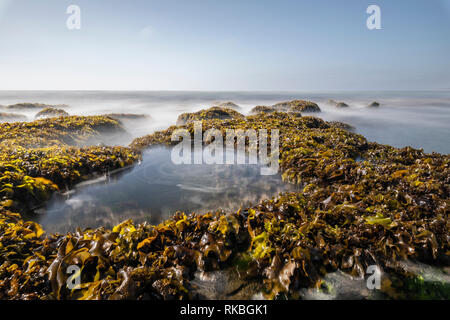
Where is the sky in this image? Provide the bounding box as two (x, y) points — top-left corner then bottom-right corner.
(0, 0), (449, 91)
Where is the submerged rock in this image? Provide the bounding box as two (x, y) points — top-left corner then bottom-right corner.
(176, 106), (245, 125)
(273, 99), (321, 113)
(35, 107), (69, 119)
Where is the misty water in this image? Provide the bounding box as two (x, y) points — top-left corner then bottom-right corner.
(2, 90), (449, 232)
(1, 90), (449, 153)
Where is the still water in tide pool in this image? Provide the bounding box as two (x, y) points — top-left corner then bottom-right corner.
(35, 147), (298, 233)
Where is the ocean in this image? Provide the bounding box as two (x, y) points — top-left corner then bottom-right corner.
(1, 90), (449, 154)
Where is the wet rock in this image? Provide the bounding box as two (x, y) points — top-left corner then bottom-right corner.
(249, 105), (276, 115)
(328, 100), (349, 108)
(298, 270), (385, 300)
(368, 101), (380, 108)
(336, 102), (349, 108)
(176, 107), (244, 125)
(212, 101), (241, 110)
(328, 121), (355, 131)
(272, 99), (321, 113)
(189, 268), (263, 300)
(35, 108), (69, 119)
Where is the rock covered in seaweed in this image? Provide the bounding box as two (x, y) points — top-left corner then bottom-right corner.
(0, 115), (128, 148)
(35, 107), (69, 119)
(0, 115), (140, 214)
(336, 102), (349, 108)
(328, 121), (355, 131)
(212, 101), (241, 110)
(249, 105), (276, 114)
(272, 99), (321, 113)
(328, 100), (349, 108)
(176, 106), (245, 125)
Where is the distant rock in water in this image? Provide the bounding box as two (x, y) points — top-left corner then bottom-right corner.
(368, 101), (380, 108)
(104, 113), (151, 121)
(176, 107), (244, 125)
(327, 99), (338, 105)
(336, 102), (349, 108)
(212, 101), (241, 110)
(0, 112), (27, 121)
(272, 99), (321, 113)
(328, 100), (349, 108)
(35, 108), (69, 119)
(249, 105), (276, 114)
(7, 102), (69, 110)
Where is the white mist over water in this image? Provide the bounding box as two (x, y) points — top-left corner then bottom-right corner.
(0, 90), (449, 153)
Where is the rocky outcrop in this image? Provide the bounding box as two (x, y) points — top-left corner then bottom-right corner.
(176, 107), (245, 125)
(212, 101), (241, 110)
(328, 100), (349, 108)
(35, 108), (69, 119)
(272, 99), (321, 113)
(249, 105), (276, 114)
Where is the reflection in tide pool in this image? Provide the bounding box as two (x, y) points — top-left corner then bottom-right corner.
(36, 147), (298, 233)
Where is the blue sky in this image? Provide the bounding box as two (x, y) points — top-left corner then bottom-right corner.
(0, 0), (449, 90)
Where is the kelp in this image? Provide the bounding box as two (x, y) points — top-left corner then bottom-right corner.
(0, 110), (448, 300)
(35, 108), (69, 119)
(127, 111), (448, 299)
(176, 107), (245, 125)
